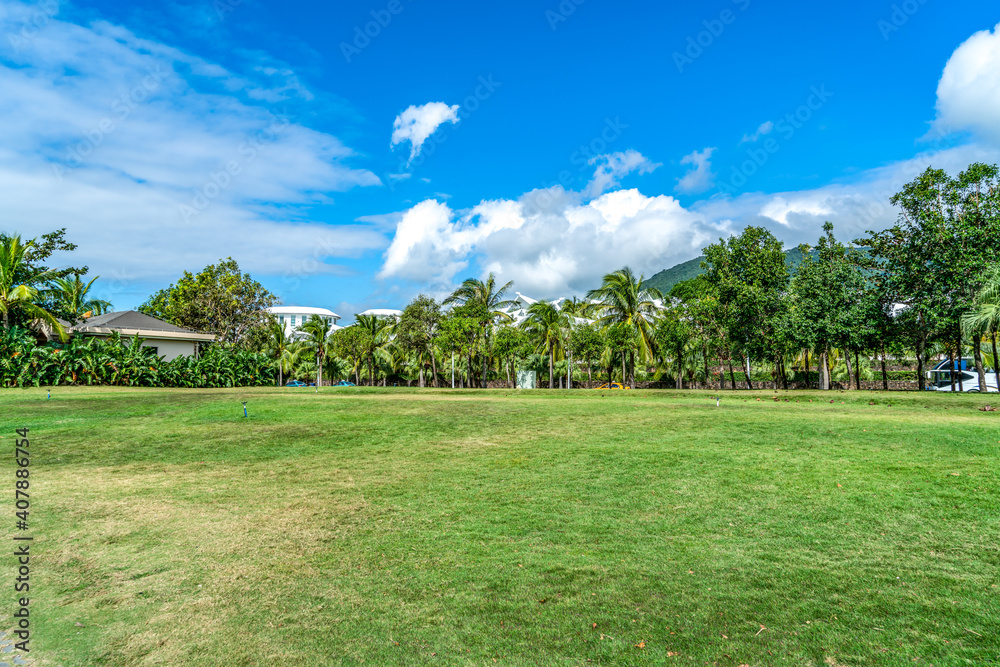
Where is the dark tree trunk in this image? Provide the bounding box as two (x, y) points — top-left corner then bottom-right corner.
(973, 335), (987, 392)
(726, 351), (737, 391)
(779, 356), (788, 390)
(916, 333), (926, 392)
(567, 351), (572, 390)
(702, 343), (710, 387)
(628, 350), (636, 389)
(482, 347), (488, 389)
(844, 350), (854, 390)
(881, 342), (889, 391)
(744, 355), (754, 391)
(676, 348), (683, 390)
(955, 331), (962, 392)
(855, 350), (862, 391)
(430, 352), (439, 388)
(805, 349), (811, 389)
(949, 347), (956, 392)
(549, 345), (554, 389)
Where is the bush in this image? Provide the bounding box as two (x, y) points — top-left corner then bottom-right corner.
(0, 328), (274, 388)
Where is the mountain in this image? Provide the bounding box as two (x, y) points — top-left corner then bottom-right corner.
(643, 256), (706, 295)
(644, 247), (819, 295)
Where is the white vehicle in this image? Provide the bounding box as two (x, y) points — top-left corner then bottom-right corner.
(927, 358), (999, 392)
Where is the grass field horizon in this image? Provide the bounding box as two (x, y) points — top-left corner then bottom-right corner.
(2, 386), (998, 665)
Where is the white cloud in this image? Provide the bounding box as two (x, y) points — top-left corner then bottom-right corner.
(390, 102), (461, 162)
(583, 150), (661, 199)
(695, 142), (1000, 246)
(932, 21), (1000, 144)
(0, 0), (382, 296)
(740, 121), (774, 144)
(379, 187), (723, 296)
(675, 147), (717, 195)
(377, 138), (1000, 299)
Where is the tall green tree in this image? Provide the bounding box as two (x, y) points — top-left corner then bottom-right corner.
(395, 295), (443, 387)
(493, 325), (530, 388)
(586, 267), (663, 389)
(300, 315), (332, 389)
(789, 223), (866, 390)
(567, 323), (603, 385)
(265, 317), (292, 387)
(139, 258), (278, 349)
(655, 302), (694, 389)
(520, 301), (567, 389)
(702, 227), (789, 389)
(353, 314), (394, 386)
(438, 304), (484, 388)
(444, 273), (516, 388)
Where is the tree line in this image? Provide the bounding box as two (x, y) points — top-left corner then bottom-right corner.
(2, 163), (999, 391)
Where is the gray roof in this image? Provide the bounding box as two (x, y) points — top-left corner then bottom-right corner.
(74, 311), (206, 335)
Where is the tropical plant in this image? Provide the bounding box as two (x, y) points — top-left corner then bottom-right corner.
(444, 273), (516, 388)
(300, 314), (332, 388)
(962, 267), (1000, 388)
(49, 273), (112, 322)
(520, 301), (567, 389)
(0, 234), (67, 340)
(354, 314), (394, 386)
(586, 267), (663, 388)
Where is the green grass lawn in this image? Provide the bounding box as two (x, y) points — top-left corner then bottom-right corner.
(1, 387), (998, 666)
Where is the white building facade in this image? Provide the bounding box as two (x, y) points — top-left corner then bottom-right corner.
(268, 306), (342, 339)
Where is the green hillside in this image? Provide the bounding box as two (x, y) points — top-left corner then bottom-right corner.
(644, 247), (819, 294)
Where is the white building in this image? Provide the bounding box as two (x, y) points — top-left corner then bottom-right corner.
(357, 308), (403, 319)
(268, 306), (342, 339)
(70, 311), (215, 361)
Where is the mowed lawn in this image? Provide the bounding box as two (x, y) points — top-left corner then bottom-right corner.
(1, 387), (998, 666)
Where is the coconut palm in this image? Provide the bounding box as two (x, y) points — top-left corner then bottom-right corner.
(354, 314), (394, 386)
(49, 273), (112, 322)
(962, 268), (1000, 388)
(0, 235), (66, 340)
(444, 272), (516, 388)
(266, 318), (293, 387)
(559, 298), (587, 389)
(520, 301), (567, 389)
(585, 267), (663, 388)
(300, 314), (332, 389)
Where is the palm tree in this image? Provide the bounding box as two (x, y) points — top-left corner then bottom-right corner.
(963, 268), (1000, 389)
(444, 272), (516, 388)
(266, 318), (292, 387)
(521, 301), (567, 389)
(49, 273), (112, 322)
(559, 298), (586, 390)
(300, 315), (332, 389)
(355, 314), (394, 386)
(586, 267), (663, 388)
(0, 235), (66, 340)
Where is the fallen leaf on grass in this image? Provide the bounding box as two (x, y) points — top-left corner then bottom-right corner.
(635, 641), (646, 649)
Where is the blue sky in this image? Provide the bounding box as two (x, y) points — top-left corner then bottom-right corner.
(2, 0), (999, 321)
